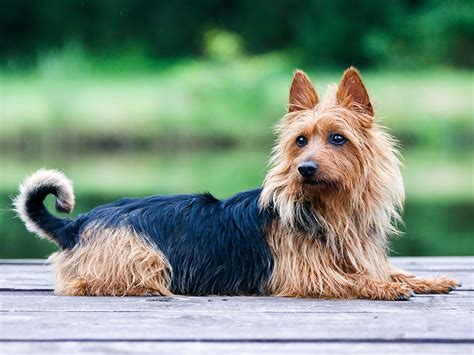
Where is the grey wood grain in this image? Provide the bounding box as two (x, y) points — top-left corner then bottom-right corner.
(0, 259), (47, 265)
(1, 292), (472, 313)
(0, 264), (53, 290)
(0, 257), (472, 354)
(1, 341), (472, 355)
(391, 256), (474, 271)
(1, 308), (473, 341)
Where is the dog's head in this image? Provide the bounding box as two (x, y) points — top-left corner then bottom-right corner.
(260, 67), (404, 232)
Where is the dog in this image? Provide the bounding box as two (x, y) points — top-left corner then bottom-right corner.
(14, 67), (460, 299)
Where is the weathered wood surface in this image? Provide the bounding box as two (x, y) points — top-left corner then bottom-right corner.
(1, 257), (473, 354)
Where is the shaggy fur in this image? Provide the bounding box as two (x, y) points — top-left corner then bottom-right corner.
(14, 67), (460, 299)
(50, 224), (172, 296)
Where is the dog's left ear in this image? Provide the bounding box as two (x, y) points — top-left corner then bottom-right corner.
(337, 67), (373, 116)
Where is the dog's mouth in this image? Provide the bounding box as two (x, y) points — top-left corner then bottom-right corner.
(303, 179), (324, 186)
(302, 178), (336, 189)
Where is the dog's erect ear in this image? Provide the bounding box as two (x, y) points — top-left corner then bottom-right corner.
(289, 70), (319, 112)
(336, 67), (373, 116)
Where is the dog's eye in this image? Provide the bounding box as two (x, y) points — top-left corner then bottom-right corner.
(329, 133), (347, 146)
(296, 136), (308, 147)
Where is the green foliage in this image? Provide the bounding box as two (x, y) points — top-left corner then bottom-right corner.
(1, 0), (473, 68)
(367, 0), (474, 68)
(395, 200), (474, 256)
(204, 30), (244, 61)
(2, 51), (473, 145)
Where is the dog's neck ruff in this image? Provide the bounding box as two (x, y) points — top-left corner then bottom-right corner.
(263, 196), (326, 240)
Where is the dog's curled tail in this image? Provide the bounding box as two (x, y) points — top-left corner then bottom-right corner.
(14, 169), (77, 249)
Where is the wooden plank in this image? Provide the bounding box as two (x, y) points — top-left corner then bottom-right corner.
(391, 257), (474, 271)
(1, 341), (472, 354)
(0, 257), (472, 353)
(1, 292), (473, 313)
(1, 257), (472, 291)
(0, 264), (53, 290)
(0, 259), (46, 265)
(1, 309), (472, 341)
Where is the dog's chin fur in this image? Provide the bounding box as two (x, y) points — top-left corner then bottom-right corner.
(301, 179), (340, 195)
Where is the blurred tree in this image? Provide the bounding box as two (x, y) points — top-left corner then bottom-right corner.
(1, 0), (473, 68)
(407, 0), (474, 67)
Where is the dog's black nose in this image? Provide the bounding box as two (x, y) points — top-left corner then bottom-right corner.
(298, 161), (318, 177)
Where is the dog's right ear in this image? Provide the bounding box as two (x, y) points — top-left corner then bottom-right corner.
(288, 70), (319, 112)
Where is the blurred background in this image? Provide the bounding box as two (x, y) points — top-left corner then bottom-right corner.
(1, 0), (473, 258)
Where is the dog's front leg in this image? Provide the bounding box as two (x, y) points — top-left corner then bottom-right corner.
(347, 274), (415, 301)
(389, 270), (460, 294)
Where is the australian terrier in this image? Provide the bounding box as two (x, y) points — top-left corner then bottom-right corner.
(15, 67), (460, 299)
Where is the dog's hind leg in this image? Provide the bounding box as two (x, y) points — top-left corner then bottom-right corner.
(49, 224), (173, 296)
(390, 270), (460, 294)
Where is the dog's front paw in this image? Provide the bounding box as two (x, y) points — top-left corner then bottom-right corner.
(387, 283), (414, 301)
(367, 283), (414, 301)
(396, 290), (416, 301)
(404, 276), (461, 294)
(425, 277), (461, 294)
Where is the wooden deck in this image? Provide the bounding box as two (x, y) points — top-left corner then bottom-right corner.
(1, 257), (473, 354)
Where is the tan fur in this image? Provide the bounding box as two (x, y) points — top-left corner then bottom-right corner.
(390, 270), (460, 294)
(337, 67), (373, 116)
(266, 223), (415, 300)
(49, 224), (173, 296)
(289, 70), (319, 112)
(261, 68), (459, 300)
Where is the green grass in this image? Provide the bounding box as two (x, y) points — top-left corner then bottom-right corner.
(2, 54), (473, 148)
